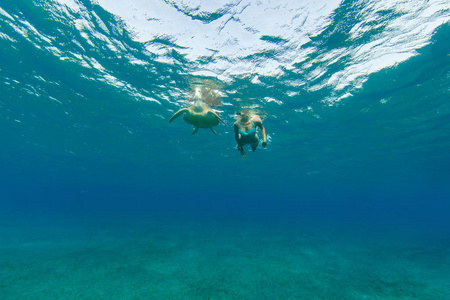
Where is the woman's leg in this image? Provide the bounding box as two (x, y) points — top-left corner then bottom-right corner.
(251, 137), (259, 152)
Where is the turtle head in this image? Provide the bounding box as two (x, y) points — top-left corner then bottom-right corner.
(194, 86), (202, 99)
(192, 87), (204, 112)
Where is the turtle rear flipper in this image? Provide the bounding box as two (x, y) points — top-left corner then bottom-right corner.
(191, 127), (199, 135)
(210, 127), (218, 135)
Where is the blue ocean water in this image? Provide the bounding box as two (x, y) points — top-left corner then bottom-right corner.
(1, 0), (450, 298)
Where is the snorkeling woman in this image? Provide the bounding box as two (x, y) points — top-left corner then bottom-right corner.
(234, 111), (267, 159)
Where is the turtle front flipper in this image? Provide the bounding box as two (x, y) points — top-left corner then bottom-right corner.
(210, 127), (218, 135)
(169, 108), (187, 123)
(191, 127), (199, 135)
(210, 110), (227, 126)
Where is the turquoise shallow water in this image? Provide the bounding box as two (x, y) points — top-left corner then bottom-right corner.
(1, 0), (450, 298)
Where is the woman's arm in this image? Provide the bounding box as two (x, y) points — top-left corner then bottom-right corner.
(254, 116), (267, 147)
(234, 121), (246, 158)
(234, 122), (242, 146)
(260, 125), (267, 147)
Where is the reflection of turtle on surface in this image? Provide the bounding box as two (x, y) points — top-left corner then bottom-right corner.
(169, 87), (227, 135)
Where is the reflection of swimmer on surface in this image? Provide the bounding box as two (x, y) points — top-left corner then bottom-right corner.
(234, 111), (267, 159)
(169, 87), (226, 135)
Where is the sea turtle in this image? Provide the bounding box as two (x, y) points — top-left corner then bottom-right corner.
(169, 89), (226, 135)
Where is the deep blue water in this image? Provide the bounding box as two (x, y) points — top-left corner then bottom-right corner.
(1, 0), (449, 226)
(1, 0), (450, 298)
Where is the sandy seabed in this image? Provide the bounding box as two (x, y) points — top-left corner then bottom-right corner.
(1, 213), (449, 300)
